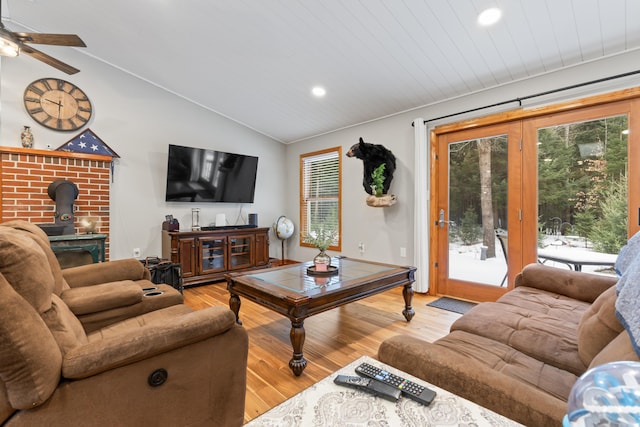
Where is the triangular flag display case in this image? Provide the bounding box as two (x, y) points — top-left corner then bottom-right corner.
(55, 128), (120, 158)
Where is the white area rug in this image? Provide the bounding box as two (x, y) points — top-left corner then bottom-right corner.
(245, 355), (523, 426)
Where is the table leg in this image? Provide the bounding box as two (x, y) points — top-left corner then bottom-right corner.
(289, 320), (307, 376)
(402, 283), (415, 322)
(229, 293), (243, 325)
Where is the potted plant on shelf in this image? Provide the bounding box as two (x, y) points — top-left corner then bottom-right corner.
(370, 163), (386, 197)
(367, 163), (397, 207)
(303, 227), (337, 272)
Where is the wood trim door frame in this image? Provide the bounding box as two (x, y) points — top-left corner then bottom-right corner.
(430, 87), (640, 299)
(432, 122), (521, 301)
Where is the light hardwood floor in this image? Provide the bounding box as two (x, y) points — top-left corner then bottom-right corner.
(183, 281), (461, 423)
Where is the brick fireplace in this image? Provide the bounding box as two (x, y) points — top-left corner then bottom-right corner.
(0, 146), (112, 260)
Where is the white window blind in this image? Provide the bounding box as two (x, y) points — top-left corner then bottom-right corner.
(300, 147), (341, 250)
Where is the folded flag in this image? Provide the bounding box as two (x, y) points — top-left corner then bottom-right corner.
(55, 128), (120, 158)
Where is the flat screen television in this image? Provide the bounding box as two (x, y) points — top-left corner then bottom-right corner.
(165, 144), (258, 203)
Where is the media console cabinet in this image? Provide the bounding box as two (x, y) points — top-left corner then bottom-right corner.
(162, 227), (270, 287)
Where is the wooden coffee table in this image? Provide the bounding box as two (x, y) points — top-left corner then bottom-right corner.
(226, 257), (416, 376)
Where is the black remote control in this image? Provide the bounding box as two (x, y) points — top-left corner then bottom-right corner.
(333, 375), (401, 402)
(355, 363), (437, 406)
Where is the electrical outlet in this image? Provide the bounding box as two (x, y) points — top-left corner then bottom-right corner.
(358, 242), (365, 254)
(133, 248), (141, 258)
(400, 247), (407, 257)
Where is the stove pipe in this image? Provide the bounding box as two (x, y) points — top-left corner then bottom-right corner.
(47, 180), (79, 235)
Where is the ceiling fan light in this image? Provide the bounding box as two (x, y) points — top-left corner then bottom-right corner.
(0, 38), (18, 57)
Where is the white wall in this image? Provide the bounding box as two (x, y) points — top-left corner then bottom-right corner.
(0, 47), (286, 260)
(284, 115), (417, 265)
(284, 49), (640, 267)
(1, 45), (639, 266)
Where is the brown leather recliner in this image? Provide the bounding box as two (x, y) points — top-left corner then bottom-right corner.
(0, 220), (183, 332)
(0, 221), (248, 426)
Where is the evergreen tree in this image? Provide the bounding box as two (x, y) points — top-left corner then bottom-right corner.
(589, 174), (628, 253)
(457, 206), (482, 245)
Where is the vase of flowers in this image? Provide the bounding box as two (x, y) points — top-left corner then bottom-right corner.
(21, 126), (34, 148)
(313, 250), (331, 272)
(303, 228), (337, 272)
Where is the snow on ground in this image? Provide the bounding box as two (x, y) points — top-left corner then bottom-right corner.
(449, 235), (617, 287)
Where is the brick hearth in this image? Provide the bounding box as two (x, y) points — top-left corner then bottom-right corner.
(0, 146), (112, 260)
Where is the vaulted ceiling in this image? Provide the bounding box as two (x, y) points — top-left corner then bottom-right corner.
(3, 0), (640, 143)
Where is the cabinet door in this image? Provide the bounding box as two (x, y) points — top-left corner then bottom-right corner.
(177, 237), (197, 278)
(228, 234), (254, 270)
(199, 236), (227, 274)
(254, 231), (269, 266)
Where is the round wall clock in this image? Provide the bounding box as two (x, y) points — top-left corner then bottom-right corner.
(23, 78), (92, 131)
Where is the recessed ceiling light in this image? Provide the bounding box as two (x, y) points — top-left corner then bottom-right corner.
(478, 7), (502, 26)
(312, 86), (326, 97)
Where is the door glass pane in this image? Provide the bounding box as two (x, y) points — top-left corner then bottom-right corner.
(537, 115), (628, 274)
(202, 238), (225, 271)
(229, 236), (251, 268)
(448, 135), (508, 285)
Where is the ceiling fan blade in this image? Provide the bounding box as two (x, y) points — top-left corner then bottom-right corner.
(19, 44), (80, 75)
(15, 32), (86, 47)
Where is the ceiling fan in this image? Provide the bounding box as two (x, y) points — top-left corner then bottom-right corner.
(0, 4), (86, 74)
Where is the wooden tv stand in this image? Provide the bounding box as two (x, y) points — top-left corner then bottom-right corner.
(162, 227), (270, 287)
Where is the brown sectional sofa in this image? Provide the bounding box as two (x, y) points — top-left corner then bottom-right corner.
(379, 263), (640, 426)
(2, 220), (185, 332)
(0, 220), (248, 426)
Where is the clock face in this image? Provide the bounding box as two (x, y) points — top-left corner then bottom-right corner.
(23, 78), (92, 131)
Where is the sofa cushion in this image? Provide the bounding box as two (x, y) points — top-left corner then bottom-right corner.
(61, 281), (142, 315)
(0, 227), (55, 314)
(0, 220), (68, 295)
(62, 258), (150, 288)
(67, 305), (234, 379)
(378, 331), (572, 426)
(88, 304), (195, 341)
(0, 382), (14, 426)
(434, 331), (579, 401)
(577, 286), (624, 366)
(0, 272), (61, 410)
(75, 283), (185, 333)
(41, 294), (89, 355)
(451, 285), (591, 375)
(589, 330), (640, 369)
(515, 263), (617, 303)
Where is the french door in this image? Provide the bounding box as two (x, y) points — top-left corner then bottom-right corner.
(435, 122), (522, 301)
(522, 101), (637, 268)
(432, 91), (640, 302)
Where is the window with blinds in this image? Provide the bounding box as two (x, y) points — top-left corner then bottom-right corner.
(299, 147), (342, 251)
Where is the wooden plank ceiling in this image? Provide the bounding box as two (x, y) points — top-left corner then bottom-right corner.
(4, 0), (639, 142)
